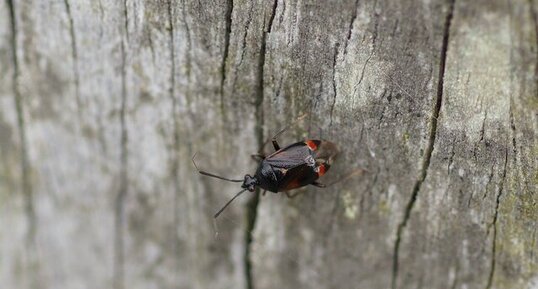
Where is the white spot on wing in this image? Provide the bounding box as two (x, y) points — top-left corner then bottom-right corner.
(304, 155), (315, 167)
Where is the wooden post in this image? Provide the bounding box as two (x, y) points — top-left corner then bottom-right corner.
(0, 0), (535, 288)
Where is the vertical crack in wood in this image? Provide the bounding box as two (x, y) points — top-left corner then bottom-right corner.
(7, 0), (39, 286)
(447, 144), (455, 174)
(7, 0), (35, 246)
(230, 4), (253, 100)
(267, 0), (278, 33)
(123, 0), (129, 42)
(509, 108), (517, 157)
(329, 44), (338, 127)
(357, 50), (374, 88)
(246, 3), (278, 289)
(237, 6), (254, 69)
(220, 0), (233, 117)
(391, 1), (455, 288)
(485, 147), (508, 289)
(370, 0), (381, 50)
(180, 0), (192, 105)
(148, 29), (156, 64)
(343, 0), (359, 55)
(245, 190), (259, 289)
(114, 3), (129, 289)
(530, 0), (538, 100)
(63, 0), (82, 117)
(167, 0), (181, 286)
(479, 110), (487, 143)
(473, 110), (488, 162)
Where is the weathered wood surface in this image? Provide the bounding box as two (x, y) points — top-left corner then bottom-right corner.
(0, 0), (536, 289)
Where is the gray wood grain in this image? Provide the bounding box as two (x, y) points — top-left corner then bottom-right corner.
(0, 0), (536, 289)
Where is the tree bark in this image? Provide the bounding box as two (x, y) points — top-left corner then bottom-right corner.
(0, 0), (536, 289)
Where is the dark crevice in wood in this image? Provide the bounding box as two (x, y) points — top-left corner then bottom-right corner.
(123, 0), (129, 42)
(357, 50), (374, 87)
(63, 0), (82, 117)
(329, 44), (338, 127)
(447, 143), (455, 174)
(377, 89), (388, 127)
(114, 5), (129, 289)
(220, 0), (233, 115)
(509, 110), (517, 156)
(530, 0), (538, 100)
(238, 5), (254, 68)
(267, 0), (277, 33)
(230, 3), (252, 99)
(372, 0), (379, 49)
(7, 4), (39, 284)
(485, 148), (508, 289)
(343, 0), (359, 55)
(245, 190), (259, 289)
(479, 110), (487, 143)
(391, 1), (455, 288)
(166, 0), (181, 285)
(148, 29), (156, 64)
(246, 4), (278, 288)
(180, 0), (192, 106)
(7, 0), (34, 242)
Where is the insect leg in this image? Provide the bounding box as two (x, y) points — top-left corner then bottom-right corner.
(285, 191), (303, 198)
(258, 113), (308, 153)
(271, 138), (281, 151)
(311, 181), (326, 188)
(324, 168), (367, 187)
(251, 153), (265, 161)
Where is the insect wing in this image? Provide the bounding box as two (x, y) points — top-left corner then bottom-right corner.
(277, 163), (319, 191)
(263, 140), (338, 191)
(264, 142), (312, 170)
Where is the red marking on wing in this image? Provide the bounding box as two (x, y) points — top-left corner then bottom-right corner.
(284, 179), (301, 190)
(317, 164), (327, 177)
(305, 140), (319, 151)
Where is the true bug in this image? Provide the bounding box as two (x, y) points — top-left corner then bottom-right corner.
(192, 127), (339, 219)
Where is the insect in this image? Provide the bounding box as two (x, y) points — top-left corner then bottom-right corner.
(192, 129), (339, 219)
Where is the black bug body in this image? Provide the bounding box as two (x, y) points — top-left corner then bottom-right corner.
(253, 140), (332, 193)
(193, 134), (338, 218)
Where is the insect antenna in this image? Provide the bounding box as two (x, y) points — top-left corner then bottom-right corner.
(192, 153), (243, 183)
(258, 113), (309, 152)
(214, 189), (247, 218)
(273, 113), (308, 138)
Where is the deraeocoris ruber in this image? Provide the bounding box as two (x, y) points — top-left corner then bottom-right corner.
(192, 129), (339, 218)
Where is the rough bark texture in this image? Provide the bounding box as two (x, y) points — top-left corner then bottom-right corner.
(0, 1), (536, 289)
